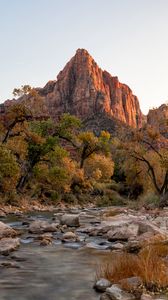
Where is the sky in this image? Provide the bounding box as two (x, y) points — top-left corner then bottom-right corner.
(0, 0), (168, 114)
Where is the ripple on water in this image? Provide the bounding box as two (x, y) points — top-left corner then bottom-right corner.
(0, 243), (105, 300)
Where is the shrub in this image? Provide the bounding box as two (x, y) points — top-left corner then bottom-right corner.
(96, 190), (126, 207)
(138, 192), (160, 209)
(97, 236), (168, 294)
(63, 193), (77, 204)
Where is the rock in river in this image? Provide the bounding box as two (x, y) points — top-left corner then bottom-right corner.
(0, 238), (20, 255)
(0, 221), (17, 239)
(94, 278), (112, 292)
(62, 231), (79, 242)
(60, 214), (80, 227)
(107, 224), (139, 241)
(101, 284), (135, 300)
(29, 220), (59, 234)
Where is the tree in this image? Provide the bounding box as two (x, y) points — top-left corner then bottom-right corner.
(77, 130), (111, 168)
(0, 144), (20, 193)
(34, 146), (76, 194)
(15, 114), (81, 192)
(13, 85), (32, 97)
(84, 154), (114, 181)
(2, 104), (32, 143)
(121, 126), (168, 196)
(16, 124), (58, 191)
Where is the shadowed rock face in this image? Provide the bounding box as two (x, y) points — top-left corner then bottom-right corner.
(147, 104), (168, 138)
(0, 49), (143, 128)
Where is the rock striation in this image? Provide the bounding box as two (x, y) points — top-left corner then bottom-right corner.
(0, 49), (143, 128)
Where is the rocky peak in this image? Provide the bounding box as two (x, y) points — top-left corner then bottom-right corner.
(43, 48), (143, 127)
(0, 49), (143, 128)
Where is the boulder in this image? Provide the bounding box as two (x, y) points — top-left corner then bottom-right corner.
(0, 238), (20, 255)
(107, 224), (139, 241)
(137, 220), (166, 236)
(29, 220), (59, 234)
(94, 278), (112, 292)
(60, 214), (80, 227)
(0, 221), (17, 239)
(105, 284), (135, 300)
(119, 276), (142, 290)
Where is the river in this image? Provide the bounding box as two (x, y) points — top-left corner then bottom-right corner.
(0, 211), (107, 300)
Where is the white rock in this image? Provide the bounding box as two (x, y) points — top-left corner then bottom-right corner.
(94, 278), (112, 292)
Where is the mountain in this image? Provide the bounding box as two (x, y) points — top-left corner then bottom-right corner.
(0, 49), (143, 128)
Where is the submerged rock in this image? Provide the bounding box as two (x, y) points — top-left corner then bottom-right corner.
(0, 261), (20, 268)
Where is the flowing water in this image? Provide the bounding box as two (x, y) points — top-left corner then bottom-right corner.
(0, 212), (106, 300)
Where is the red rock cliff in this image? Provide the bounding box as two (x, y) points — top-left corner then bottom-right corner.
(0, 49), (143, 128)
(41, 49), (142, 127)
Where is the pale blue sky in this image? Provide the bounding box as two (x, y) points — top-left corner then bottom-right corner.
(0, 0), (168, 114)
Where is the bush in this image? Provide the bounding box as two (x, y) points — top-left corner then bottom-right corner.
(63, 193), (78, 204)
(2, 191), (20, 206)
(138, 192), (160, 209)
(50, 191), (61, 203)
(96, 190), (126, 207)
(96, 236), (168, 294)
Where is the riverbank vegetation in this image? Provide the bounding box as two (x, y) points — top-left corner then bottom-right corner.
(96, 234), (168, 296)
(0, 86), (167, 208)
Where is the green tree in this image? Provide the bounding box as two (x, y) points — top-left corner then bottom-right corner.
(0, 144), (20, 192)
(77, 130), (111, 168)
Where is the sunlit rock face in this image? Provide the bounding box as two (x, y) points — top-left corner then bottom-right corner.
(0, 49), (143, 128)
(42, 49), (142, 128)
